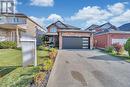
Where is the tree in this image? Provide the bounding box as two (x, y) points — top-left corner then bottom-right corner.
(124, 38), (130, 56)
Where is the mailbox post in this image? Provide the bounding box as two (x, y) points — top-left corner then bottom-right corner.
(21, 36), (37, 67)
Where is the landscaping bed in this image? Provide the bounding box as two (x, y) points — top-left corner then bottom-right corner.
(0, 48), (58, 87)
(104, 42), (130, 63)
(108, 52), (130, 63)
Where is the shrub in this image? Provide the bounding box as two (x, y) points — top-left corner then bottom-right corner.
(34, 72), (46, 86)
(105, 46), (114, 53)
(0, 41), (17, 49)
(49, 48), (57, 53)
(124, 38), (130, 56)
(37, 45), (44, 50)
(43, 59), (53, 71)
(49, 48), (57, 62)
(113, 43), (124, 55)
(16, 47), (22, 50)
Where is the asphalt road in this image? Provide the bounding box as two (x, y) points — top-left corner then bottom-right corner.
(47, 50), (130, 87)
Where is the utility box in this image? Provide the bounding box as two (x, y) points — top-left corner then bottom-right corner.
(20, 36), (37, 67)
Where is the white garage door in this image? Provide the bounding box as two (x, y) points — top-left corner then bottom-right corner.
(112, 39), (127, 45)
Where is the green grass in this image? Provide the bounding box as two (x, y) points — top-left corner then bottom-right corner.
(0, 49), (50, 87)
(0, 49), (22, 66)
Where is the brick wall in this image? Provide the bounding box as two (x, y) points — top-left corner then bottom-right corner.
(94, 33), (130, 48)
(94, 34), (108, 48)
(62, 32), (91, 37)
(109, 33), (130, 39)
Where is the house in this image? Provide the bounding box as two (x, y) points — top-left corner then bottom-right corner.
(85, 24), (99, 32)
(119, 23), (130, 31)
(0, 13), (45, 46)
(89, 22), (130, 48)
(0, 0), (45, 46)
(46, 21), (94, 49)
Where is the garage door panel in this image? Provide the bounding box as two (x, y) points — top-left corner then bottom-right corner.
(62, 36), (90, 49)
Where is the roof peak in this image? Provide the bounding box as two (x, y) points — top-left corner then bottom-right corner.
(47, 20), (80, 30)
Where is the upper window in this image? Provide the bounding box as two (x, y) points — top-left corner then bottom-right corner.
(0, 1), (14, 13)
(50, 28), (57, 33)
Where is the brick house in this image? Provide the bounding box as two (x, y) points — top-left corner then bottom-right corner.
(86, 22), (130, 48)
(46, 21), (94, 49)
(94, 31), (130, 48)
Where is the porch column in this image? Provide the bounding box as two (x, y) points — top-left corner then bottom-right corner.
(16, 26), (20, 47)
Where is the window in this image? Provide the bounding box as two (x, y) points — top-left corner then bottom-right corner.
(50, 28), (57, 33)
(0, 1), (14, 13)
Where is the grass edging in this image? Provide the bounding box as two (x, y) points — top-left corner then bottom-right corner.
(100, 50), (130, 63)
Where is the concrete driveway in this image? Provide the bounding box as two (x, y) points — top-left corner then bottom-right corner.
(47, 50), (130, 87)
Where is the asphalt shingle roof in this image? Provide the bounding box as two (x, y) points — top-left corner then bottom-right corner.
(47, 21), (81, 30)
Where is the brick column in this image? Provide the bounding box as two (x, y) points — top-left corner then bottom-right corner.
(59, 32), (62, 49)
(107, 34), (111, 47)
(90, 33), (94, 50)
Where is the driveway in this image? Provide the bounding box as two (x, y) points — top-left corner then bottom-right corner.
(47, 50), (130, 87)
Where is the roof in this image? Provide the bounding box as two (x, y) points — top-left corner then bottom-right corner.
(1, 13), (27, 17)
(119, 23), (130, 31)
(99, 22), (118, 30)
(47, 21), (81, 30)
(95, 30), (130, 36)
(85, 24), (99, 31)
(91, 22), (119, 35)
(58, 29), (94, 33)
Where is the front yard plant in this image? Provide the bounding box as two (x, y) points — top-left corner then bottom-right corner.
(49, 48), (58, 62)
(0, 41), (17, 49)
(104, 43), (130, 63)
(105, 46), (115, 53)
(0, 48), (58, 87)
(124, 38), (130, 56)
(112, 43), (124, 55)
(34, 72), (46, 87)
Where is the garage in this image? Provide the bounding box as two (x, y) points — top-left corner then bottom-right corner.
(58, 30), (94, 49)
(62, 36), (90, 49)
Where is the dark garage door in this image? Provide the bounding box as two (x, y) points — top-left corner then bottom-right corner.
(62, 36), (90, 49)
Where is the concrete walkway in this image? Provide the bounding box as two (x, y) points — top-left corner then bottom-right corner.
(47, 50), (130, 87)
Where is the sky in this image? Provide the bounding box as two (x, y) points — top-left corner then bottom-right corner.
(15, 0), (130, 29)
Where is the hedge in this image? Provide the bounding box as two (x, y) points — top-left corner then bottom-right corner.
(0, 41), (17, 49)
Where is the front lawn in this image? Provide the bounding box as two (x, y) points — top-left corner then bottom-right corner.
(0, 49), (50, 87)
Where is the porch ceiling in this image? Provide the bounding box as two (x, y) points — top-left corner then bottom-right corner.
(0, 24), (27, 31)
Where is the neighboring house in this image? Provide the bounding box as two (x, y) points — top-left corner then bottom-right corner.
(46, 21), (94, 49)
(85, 24), (99, 32)
(0, 13), (45, 46)
(0, 0), (45, 47)
(119, 23), (130, 31)
(88, 22), (130, 48)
